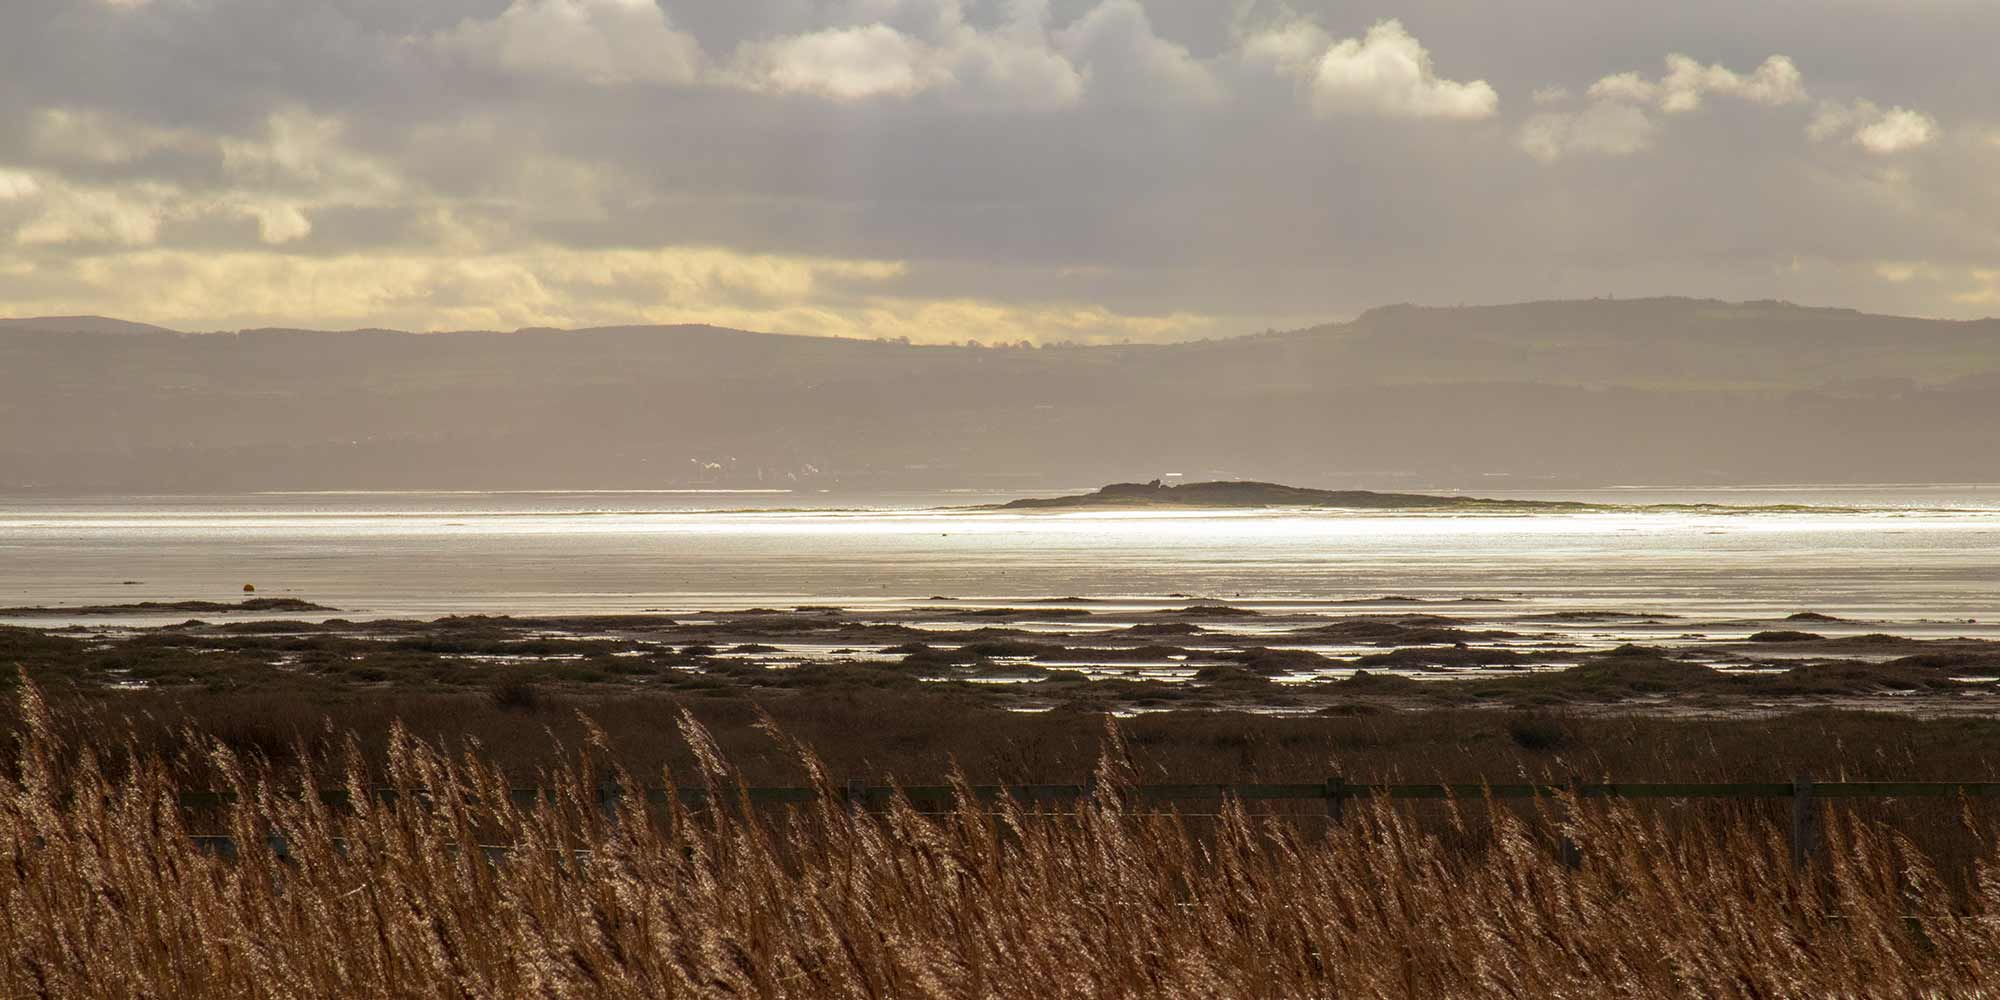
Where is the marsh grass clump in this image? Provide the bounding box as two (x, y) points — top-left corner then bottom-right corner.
(3, 676), (2000, 996)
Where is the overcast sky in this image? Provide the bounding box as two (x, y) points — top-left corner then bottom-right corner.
(0, 0), (1995, 340)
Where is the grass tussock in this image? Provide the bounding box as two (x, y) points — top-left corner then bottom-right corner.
(3, 678), (2000, 997)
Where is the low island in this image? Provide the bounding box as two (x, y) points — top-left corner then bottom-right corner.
(995, 479), (1591, 511)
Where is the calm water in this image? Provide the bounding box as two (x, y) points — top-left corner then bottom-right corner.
(2, 486), (1998, 624)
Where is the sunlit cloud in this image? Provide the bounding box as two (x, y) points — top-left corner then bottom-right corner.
(1953, 270), (2000, 306)
(434, 0), (703, 86)
(1523, 52), (1937, 164)
(1809, 100), (1939, 154)
(0, 241), (1222, 343)
(1054, 0), (1219, 106)
(0, 170), (40, 201)
(3, 0), (1998, 330)
(1518, 101), (1654, 162)
(732, 24), (942, 99)
(1243, 18), (1496, 119)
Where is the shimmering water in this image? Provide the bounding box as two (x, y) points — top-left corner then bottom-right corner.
(2, 486), (1998, 624)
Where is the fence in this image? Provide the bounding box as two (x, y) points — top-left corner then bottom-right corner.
(177, 775), (2000, 866)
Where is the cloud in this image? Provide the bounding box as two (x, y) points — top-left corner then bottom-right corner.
(4, 109), (403, 249)
(4, 0), (2000, 334)
(732, 24), (939, 99)
(31, 108), (195, 164)
(1537, 52), (1938, 162)
(1298, 19), (1497, 119)
(1578, 54), (1804, 114)
(0, 170), (40, 201)
(1054, 0), (1219, 107)
(1809, 100), (1938, 154)
(856, 298), (1215, 345)
(934, 0), (1083, 109)
(4, 243), (906, 330)
(15, 181), (170, 246)
(0, 240), (1218, 342)
(1656, 54), (1804, 112)
(1956, 270), (2000, 306)
(717, 1), (1085, 108)
(1518, 100), (1655, 162)
(435, 0), (703, 86)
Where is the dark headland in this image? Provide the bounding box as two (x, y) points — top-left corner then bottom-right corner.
(994, 480), (1591, 511)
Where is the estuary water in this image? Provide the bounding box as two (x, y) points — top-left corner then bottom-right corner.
(2, 485), (1998, 626)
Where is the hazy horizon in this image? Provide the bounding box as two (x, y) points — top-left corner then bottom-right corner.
(6, 291), (1998, 342)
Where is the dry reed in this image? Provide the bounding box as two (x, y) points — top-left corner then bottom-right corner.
(3, 677), (1999, 998)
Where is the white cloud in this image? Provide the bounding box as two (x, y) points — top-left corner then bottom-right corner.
(1528, 53), (1822, 162)
(1873, 260), (1928, 284)
(1055, 0), (1219, 107)
(436, 0), (703, 86)
(3, 228), (1219, 342)
(1956, 270), (2000, 306)
(1811, 100), (1938, 154)
(7, 109), (401, 249)
(241, 201), (312, 244)
(1857, 108), (1939, 154)
(32, 108), (196, 164)
(1656, 54), (1804, 113)
(1237, 19), (1331, 80)
(1303, 20), (1497, 119)
(1244, 18), (1495, 119)
(16, 182), (170, 246)
(733, 24), (938, 99)
(1585, 72), (1656, 105)
(726, 0), (1080, 107)
(1575, 54), (1805, 118)
(0, 170), (40, 201)
(941, 0), (1083, 109)
(1518, 101), (1655, 162)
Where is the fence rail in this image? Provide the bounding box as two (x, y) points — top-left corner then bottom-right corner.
(172, 777), (2000, 864)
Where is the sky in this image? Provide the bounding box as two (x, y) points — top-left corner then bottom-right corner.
(0, 0), (1996, 341)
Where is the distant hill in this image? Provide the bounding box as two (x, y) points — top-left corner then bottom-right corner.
(0, 316), (181, 335)
(2, 299), (1997, 492)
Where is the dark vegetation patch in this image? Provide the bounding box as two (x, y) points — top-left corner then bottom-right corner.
(1116, 623), (1206, 637)
(1885, 652), (2000, 675)
(1748, 630), (1825, 643)
(1221, 647), (1337, 675)
(1518, 611), (1676, 622)
(1506, 712), (1579, 752)
(947, 608), (1094, 620)
(1356, 647), (1531, 668)
(1288, 619), (1515, 645)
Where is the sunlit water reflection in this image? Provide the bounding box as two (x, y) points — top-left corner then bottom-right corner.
(2, 487), (1997, 624)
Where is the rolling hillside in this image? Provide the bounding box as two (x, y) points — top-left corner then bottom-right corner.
(4, 298), (1996, 492)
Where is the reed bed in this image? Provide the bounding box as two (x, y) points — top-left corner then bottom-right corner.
(4, 679), (2000, 998)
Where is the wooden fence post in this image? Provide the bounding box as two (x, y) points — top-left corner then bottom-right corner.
(1791, 771), (1816, 869)
(1325, 776), (1346, 824)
